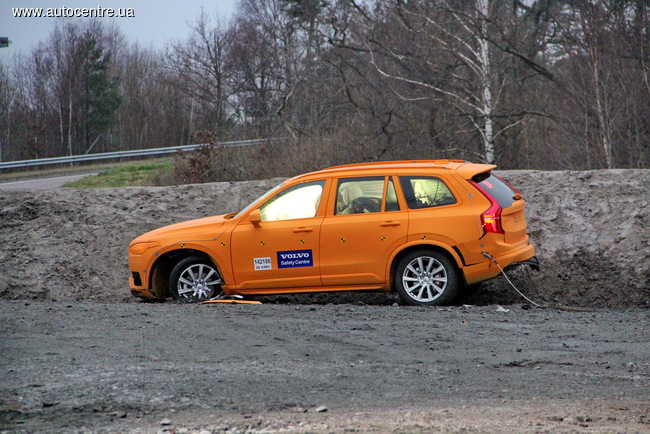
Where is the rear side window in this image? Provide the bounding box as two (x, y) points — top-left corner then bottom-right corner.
(400, 176), (457, 209)
(474, 173), (517, 208)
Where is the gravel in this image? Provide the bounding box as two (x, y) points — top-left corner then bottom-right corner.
(1, 301), (648, 432)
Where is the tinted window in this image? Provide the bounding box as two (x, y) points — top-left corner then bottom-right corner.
(477, 174), (516, 208)
(400, 176), (457, 209)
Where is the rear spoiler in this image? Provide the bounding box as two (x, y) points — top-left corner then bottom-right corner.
(455, 163), (497, 180)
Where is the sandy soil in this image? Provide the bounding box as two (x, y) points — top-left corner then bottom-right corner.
(0, 169), (649, 432)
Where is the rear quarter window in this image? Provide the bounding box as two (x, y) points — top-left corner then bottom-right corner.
(400, 176), (457, 209)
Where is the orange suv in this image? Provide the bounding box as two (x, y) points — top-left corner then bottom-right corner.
(128, 160), (538, 305)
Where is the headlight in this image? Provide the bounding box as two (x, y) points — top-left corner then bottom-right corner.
(130, 241), (160, 255)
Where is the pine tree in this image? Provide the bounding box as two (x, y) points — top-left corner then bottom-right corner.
(77, 31), (121, 151)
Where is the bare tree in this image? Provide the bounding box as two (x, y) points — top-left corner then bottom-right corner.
(2, 0), (648, 172)
(550, 0), (650, 169)
(36, 21), (122, 156)
(343, 0), (557, 164)
(0, 61), (16, 161)
(167, 9), (237, 140)
(114, 45), (161, 149)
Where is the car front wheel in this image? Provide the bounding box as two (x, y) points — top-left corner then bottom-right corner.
(169, 256), (223, 301)
(394, 250), (459, 306)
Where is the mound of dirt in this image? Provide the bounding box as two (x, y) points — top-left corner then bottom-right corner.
(1, 170), (648, 307)
(462, 169), (650, 308)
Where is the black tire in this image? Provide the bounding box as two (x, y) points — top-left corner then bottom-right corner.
(169, 256), (223, 301)
(394, 249), (459, 306)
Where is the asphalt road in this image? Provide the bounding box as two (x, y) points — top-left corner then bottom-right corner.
(1, 301), (648, 432)
(0, 173), (96, 190)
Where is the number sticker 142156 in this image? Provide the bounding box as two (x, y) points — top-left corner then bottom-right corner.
(254, 257), (272, 270)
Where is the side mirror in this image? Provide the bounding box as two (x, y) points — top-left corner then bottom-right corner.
(247, 209), (262, 227)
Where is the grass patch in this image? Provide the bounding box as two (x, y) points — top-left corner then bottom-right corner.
(63, 161), (173, 188)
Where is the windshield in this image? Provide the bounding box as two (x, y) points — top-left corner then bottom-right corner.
(234, 182), (286, 218)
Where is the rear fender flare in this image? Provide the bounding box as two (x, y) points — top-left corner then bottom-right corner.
(386, 241), (465, 288)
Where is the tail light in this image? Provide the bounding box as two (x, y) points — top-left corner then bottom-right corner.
(470, 181), (504, 235)
(481, 199), (503, 234)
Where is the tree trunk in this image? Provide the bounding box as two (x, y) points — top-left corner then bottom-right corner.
(590, 46), (613, 169)
(477, 0), (495, 164)
(68, 91), (73, 159)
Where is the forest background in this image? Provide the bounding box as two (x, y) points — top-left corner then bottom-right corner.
(1, 0), (649, 182)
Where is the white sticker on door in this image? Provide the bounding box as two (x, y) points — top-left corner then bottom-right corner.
(254, 257), (272, 270)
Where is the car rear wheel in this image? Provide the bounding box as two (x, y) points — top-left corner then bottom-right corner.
(169, 256), (223, 301)
(394, 250), (459, 306)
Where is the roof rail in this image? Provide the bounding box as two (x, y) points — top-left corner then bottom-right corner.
(324, 160), (468, 170)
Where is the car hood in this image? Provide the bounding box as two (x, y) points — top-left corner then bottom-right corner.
(130, 214), (232, 245)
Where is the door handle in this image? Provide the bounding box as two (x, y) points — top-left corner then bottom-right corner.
(293, 226), (314, 233)
(380, 221), (401, 227)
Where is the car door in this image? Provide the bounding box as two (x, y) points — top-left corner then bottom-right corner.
(320, 176), (408, 286)
(399, 175), (473, 250)
(230, 180), (328, 291)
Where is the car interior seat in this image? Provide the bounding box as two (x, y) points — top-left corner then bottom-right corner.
(412, 180), (431, 207)
(339, 184), (363, 214)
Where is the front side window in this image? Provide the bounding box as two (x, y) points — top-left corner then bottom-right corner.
(260, 180), (325, 221)
(336, 177), (384, 214)
(400, 176), (456, 209)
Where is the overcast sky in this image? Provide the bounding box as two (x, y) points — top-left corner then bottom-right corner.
(0, 0), (238, 59)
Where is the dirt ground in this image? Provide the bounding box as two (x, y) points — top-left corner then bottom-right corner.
(1, 301), (649, 433)
(0, 169), (649, 432)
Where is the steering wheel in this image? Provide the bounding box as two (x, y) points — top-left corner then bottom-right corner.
(350, 197), (381, 213)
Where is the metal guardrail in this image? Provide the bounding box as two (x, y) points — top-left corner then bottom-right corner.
(0, 139), (274, 170)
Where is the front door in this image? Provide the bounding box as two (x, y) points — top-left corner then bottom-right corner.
(230, 180), (327, 291)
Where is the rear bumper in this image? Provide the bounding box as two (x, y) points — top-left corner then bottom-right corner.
(462, 243), (536, 285)
(506, 256), (540, 271)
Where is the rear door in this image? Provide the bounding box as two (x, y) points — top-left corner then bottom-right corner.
(320, 176), (408, 285)
(399, 175), (476, 250)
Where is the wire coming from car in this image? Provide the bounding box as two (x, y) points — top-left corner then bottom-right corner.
(481, 251), (541, 307)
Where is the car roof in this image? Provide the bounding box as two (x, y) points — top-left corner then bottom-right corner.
(290, 160), (496, 183)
